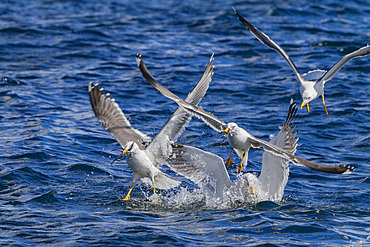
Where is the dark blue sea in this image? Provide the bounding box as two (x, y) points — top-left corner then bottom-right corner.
(1, 0), (369, 246)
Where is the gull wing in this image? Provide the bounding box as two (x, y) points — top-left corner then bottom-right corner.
(184, 54), (215, 105)
(314, 45), (370, 90)
(233, 8), (304, 83)
(302, 70), (327, 81)
(88, 83), (151, 149)
(247, 113), (354, 174)
(137, 54), (226, 132)
(259, 101), (298, 201)
(250, 135), (353, 174)
(136, 54), (215, 165)
(167, 143), (233, 198)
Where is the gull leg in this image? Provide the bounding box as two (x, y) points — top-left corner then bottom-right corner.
(306, 103), (310, 113)
(225, 148), (234, 167)
(322, 95), (328, 115)
(250, 187), (255, 195)
(123, 182), (135, 201)
(238, 151), (247, 174)
(150, 176), (156, 195)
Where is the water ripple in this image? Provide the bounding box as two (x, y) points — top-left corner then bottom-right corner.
(0, 0), (369, 246)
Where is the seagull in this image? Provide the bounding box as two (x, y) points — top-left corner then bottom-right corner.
(166, 101), (299, 202)
(233, 7), (370, 115)
(89, 54), (214, 200)
(137, 54), (354, 175)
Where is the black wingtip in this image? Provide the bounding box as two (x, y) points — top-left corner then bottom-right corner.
(285, 100), (298, 126)
(232, 8), (258, 35)
(345, 165), (355, 173)
(135, 53), (143, 67)
(334, 164), (355, 174)
(88, 82), (100, 94)
(232, 7), (244, 21)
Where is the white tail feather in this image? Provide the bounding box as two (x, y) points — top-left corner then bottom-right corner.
(154, 171), (181, 190)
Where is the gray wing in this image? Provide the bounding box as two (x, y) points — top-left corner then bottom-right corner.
(315, 45), (370, 90)
(250, 106), (354, 174)
(250, 135), (353, 174)
(136, 54), (215, 165)
(233, 8), (304, 83)
(137, 54), (226, 132)
(167, 143), (233, 198)
(88, 82), (151, 149)
(302, 70), (327, 81)
(184, 54), (215, 105)
(259, 100), (298, 201)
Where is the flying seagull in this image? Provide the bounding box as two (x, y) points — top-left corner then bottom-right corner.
(89, 54), (214, 200)
(233, 7), (370, 115)
(136, 54), (354, 175)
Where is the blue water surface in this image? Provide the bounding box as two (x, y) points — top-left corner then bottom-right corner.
(1, 0), (369, 246)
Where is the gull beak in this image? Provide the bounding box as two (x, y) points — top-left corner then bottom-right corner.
(122, 148), (129, 157)
(301, 101), (310, 113)
(220, 127), (229, 138)
(221, 127), (229, 142)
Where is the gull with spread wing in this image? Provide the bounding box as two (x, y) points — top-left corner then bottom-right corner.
(136, 54), (354, 175)
(233, 8), (370, 115)
(167, 101), (299, 202)
(89, 54), (214, 200)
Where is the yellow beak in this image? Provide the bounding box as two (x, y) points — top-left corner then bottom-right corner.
(223, 127), (229, 133)
(122, 148), (129, 157)
(301, 101), (310, 113)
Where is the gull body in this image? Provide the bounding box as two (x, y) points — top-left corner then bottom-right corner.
(137, 54), (354, 175)
(227, 122), (253, 151)
(89, 54), (214, 200)
(120, 141), (179, 200)
(123, 142), (159, 185)
(233, 8), (370, 115)
(225, 122), (253, 170)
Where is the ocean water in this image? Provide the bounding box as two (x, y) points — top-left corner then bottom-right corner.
(1, 0), (369, 246)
